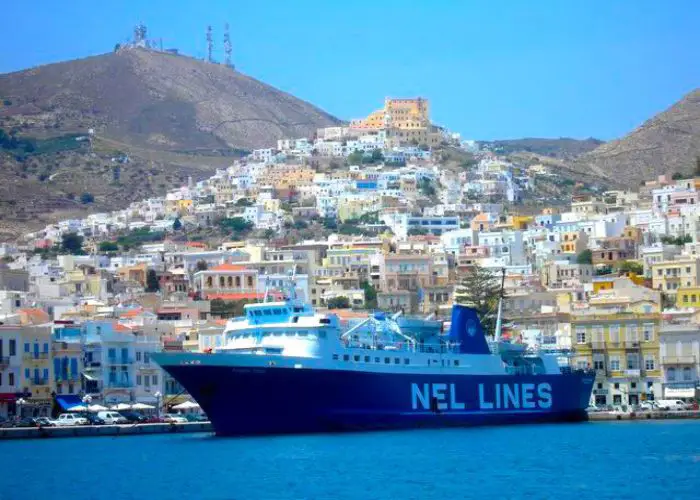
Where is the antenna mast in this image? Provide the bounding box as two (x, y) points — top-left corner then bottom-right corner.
(206, 25), (213, 62)
(223, 23), (233, 68)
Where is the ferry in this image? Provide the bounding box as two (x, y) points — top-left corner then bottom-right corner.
(153, 278), (594, 436)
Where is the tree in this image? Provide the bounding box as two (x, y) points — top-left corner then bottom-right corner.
(235, 198), (253, 207)
(618, 260), (643, 275)
(419, 178), (436, 197)
(576, 249), (593, 265)
(80, 192), (94, 204)
(172, 218), (183, 231)
(408, 227), (429, 236)
(370, 148), (384, 163)
(196, 260), (208, 271)
(347, 150), (364, 165)
(454, 265), (503, 337)
(327, 296), (350, 309)
(210, 298), (253, 317)
(145, 269), (160, 292)
(60, 233), (84, 255)
(218, 217), (254, 238)
(98, 241), (118, 252)
(695, 156), (700, 177)
(672, 172), (684, 180)
(361, 281), (377, 309)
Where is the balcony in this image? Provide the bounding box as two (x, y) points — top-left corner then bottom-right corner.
(23, 352), (49, 361)
(592, 389), (609, 395)
(624, 341), (640, 350)
(107, 357), (134, 365)
(663, 356), (696, 365)
(107, 381), (132, 388)
(624, 369), (641, 377)
(56, 374), (80, 383)
(590, 341), (606, 350)
(31, 378), (49, 387)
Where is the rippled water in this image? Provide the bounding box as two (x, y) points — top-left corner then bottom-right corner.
(1, 421), (699, 500)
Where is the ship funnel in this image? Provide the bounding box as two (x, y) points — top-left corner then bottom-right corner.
(448, 304), (490, 355)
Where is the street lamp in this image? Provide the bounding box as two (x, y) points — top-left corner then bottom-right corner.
(82, 394), (92, 414)
(154, 391), (162, 419)
(16, 398), (26, 420)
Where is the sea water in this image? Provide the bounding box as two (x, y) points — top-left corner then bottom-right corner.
(1, 421), (699, 500)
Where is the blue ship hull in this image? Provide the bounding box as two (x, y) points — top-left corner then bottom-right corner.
(159, 363), (594, 436)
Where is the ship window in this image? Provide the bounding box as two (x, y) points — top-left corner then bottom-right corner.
(375, 357), (380, 363)
(404, 358), (409, 365)
(343, 354), (350, 361)
(353, 355), (360, 362)
(263, 310), (272, 316)
(454, 360), (459, 367)
(394, 358), (400, 364)
(332, 354), (339, 360)
(364, 356), (370, 362)
(385, 357), (390, 364)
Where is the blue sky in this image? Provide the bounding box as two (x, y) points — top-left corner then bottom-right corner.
(1, 0), (699, 140)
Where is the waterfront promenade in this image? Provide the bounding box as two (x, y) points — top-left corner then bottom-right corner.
(0, 421), (212, 440)
(3, 411), (700, 440)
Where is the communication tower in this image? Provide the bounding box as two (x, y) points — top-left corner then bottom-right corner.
(223, 23), (233, 68)
(206, 25), (213, 62)
(133, 23), (148, 48)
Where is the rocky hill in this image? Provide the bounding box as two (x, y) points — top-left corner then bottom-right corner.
(478, 137), (604, 160)
(0, 48), (340, 239)
(576, 88), (700, 185)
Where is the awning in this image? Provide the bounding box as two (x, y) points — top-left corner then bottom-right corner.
(0, 393), (17, 403)
(82, 373), (96, 381)
(665, 387), (697, 398)
(57, 395), (83, 410)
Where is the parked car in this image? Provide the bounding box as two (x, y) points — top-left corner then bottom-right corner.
(144, 415), (165, 424)
(82, 414), (106, 426)
(119, 411), (148, 424)
(96, 411), (128, 425)
(55, 413), (88, 426)
(13, 417), (42, 428)
(163, 413), (188, 424)
(657, 400), (690, 411)
(185, 413), (208, 422)
(34, 417), (56, 427)
(638, 401), (658, 411)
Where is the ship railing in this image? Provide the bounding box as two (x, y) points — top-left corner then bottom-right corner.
(344, 341), (462, 355)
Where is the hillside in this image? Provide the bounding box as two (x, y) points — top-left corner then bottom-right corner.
(576, 89), (700, 185)
(478, 137), (604, 160)
(0, 49), (340, 238)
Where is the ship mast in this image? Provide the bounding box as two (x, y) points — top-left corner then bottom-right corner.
(493, 267), (506, 341)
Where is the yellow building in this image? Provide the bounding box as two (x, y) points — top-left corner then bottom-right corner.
(350, 97), (430, 132)
(572, 310), (662, 406)
(263, 166), (316, 190)
(675, 286), (700, 308)
(337, 197), (379, 222)
(651, 257), (700, 295)
(20, 325), (54, 417)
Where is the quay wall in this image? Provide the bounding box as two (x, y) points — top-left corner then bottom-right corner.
(0, 422), (212, 440)
(589, 410), (700, 422)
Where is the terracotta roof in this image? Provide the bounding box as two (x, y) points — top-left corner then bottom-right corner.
(119, 308), (144, 318)
(206, 293), (264, 301)
(114, 323), (133, 332)
(330, 309), (370, 320)
(19, 308), (51, 325)
(185, 241), (208, 248)
(211, 263), (249, 272)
